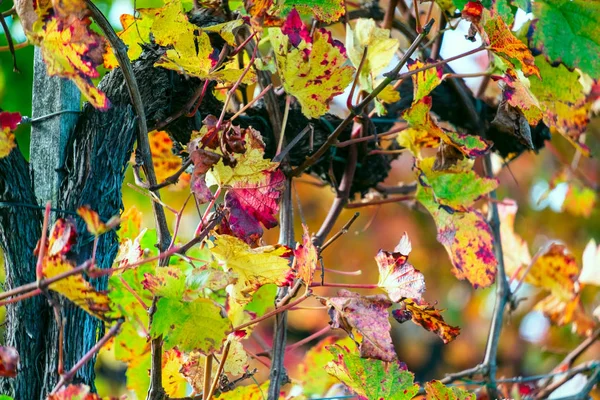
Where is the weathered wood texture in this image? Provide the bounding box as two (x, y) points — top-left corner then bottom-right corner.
(0, 149), (46, 399)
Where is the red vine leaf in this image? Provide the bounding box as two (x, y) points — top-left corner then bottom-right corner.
(322, 290), (396, 361)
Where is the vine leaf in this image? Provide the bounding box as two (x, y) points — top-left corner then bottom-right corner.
(528, 0), (600, 78)
(0, 346), (19, 378)
(24, 1), (109, 109)
(322, 290), (396, 361)
(244, 0), (345, 28)
(210, 234), (293, 305)
(103, 13), (153, 68)
(346, 18), (399, 113)
(580, 239), (600, 286)
(393, 299), (460, 344)
(535, 294), (596, 337)
(205, 125), (279, 188)
(77, 206), (120, 236)
(162, 348), (187, 397)
(529, 56), (593, 155)
(516, 243), (580, 301)
(149, 130), (190, 190)
(47, 384), (101, 400)
(376, 233), (426, 302)
(271, 9), (355, 118)
(546, 169), (597, 217)
(409, 59), (443, 102)
(416, 182), (497, 288)
(399, 98), (492, 160)
(182, 338), (249, 394)
(296, 336), (356, 397)
(41, 219), (113, 320)
(497, 69), (543, 126)
(496, 199), (532, 277)
(0, 111), (20, 158)
(464, 3), (540, 78)
(294, 224), (319, 285)
(225, 169), (286, 244)
(150, 297), (231, 352)
(324, 344), (420, 400)
(424, 380), (475, 399)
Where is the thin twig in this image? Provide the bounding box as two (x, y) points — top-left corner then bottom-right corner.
(51, 319), (124, 394)
(150, 159), (192, 191)
(320, 212), (359, 252)
(205, 340), (232, 400)
(0, 11), (18, 71)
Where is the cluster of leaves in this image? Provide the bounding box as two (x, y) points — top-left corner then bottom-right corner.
(0, 0), (599, 399)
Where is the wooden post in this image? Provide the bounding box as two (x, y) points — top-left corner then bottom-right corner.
(30, 47), (81, 206)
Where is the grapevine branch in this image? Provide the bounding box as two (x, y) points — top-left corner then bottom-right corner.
(85, 4), (173, 399)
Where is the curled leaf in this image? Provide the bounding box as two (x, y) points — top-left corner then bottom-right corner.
(393, 299), (460, 344)
(323, 290), (396, 361)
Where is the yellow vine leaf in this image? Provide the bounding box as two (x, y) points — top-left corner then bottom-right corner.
(346, 18), (399, 96)
(26, 1), (109, 109)
(148, 130), (190, 190)
(210, 234), (292, 305)
(518, 243), (580, 301)
(271, 9), (355, 118)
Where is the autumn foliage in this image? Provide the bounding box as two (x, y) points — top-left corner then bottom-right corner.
(0, 0), (599, 399)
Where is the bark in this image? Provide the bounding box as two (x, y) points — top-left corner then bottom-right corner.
(0, 149), (47, 399)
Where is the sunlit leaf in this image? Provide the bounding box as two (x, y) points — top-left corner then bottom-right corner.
(225, 169), (285, 244)
(323, 290), (396, 361)
(103, 13), (154, 68)
(325, 344), (419, 400)
(528, 0), (600, 78)
(393, 299), (460, 344)
(150, 297), (231, 352)
(409, 59), (443, 103)
(346, 18), (399, 108)
(519, 243), (580, 300)
(271, 9), (355, 118)
(496, 199), (532, 277)
(529, 56), (591, 152)
(376, 233), (426, 302)
(210, 234), (292, 305)
(294, 224), (319, 285)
